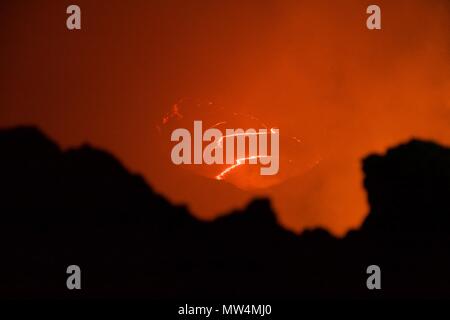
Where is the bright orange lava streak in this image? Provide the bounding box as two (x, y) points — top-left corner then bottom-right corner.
(215, 128), (277, 147)
(215, 155), (271, 180)
(214, 128), (279, 181)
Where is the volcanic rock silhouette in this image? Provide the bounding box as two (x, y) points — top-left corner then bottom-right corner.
(0, 126), (449, 299)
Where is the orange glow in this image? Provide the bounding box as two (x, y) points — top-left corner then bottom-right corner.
(216, 155), (272, 181)
(1, 0), (449, 236)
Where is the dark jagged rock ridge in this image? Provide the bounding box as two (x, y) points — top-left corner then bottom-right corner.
(0, 127), (449, 299)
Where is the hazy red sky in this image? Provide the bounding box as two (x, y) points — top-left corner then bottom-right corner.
(1, 0), (449, 235)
